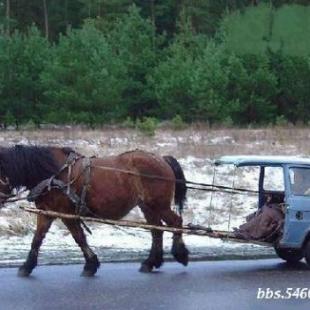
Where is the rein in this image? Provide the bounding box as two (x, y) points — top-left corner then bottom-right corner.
(2, 155), (258, 207)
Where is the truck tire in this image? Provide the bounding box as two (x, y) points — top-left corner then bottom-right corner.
(304, 240), (310, 267)
(274, 247), (304, 264)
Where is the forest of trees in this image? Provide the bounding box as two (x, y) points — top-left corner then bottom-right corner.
(0, 0), (309, 127)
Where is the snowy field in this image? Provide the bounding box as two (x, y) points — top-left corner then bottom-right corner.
(0, 127), (308, 266)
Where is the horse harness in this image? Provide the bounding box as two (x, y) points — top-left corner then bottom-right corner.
(28, 152), (94, 217)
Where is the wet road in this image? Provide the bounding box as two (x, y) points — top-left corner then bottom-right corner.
(0, 259), (309, 310)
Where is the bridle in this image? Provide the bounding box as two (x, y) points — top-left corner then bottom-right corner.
(0, 176), (10, 186)
(0, 168), (14, 203)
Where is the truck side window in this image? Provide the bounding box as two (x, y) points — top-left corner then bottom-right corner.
(263, 167), (284, 191)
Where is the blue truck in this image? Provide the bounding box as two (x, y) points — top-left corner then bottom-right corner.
(215, 155), (310, 266)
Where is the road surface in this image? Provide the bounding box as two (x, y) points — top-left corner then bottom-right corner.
(0, 259), (309, 310)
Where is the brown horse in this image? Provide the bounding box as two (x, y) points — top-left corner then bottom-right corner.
(0, 145), (189, 276)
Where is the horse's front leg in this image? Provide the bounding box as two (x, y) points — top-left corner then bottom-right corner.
(18, 214), (54, 277)
(62, 219), (100, 277)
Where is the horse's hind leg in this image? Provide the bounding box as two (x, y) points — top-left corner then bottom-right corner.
(139, 206), (164, 273)
(161, 209), (189, 266)
(62, 219), (100, 277)
(18, 214), (54, 277)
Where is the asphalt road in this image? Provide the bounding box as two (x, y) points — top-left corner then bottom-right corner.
(0, 259), (309, 310)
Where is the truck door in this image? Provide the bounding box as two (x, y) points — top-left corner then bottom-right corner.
(282, 166), (310, 247)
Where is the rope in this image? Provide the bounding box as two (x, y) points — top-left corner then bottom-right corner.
(227, 167), (237, 233)
(207, 165), (216, 228)
(91, 165), (258, 195)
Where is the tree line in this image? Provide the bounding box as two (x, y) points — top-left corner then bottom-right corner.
(0, 1), (309, 127)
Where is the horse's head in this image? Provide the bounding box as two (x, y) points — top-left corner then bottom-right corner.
(0, 145), (75, 206)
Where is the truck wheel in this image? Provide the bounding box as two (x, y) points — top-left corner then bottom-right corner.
(304, 240), (310, 267)
(274, 247), (304, 264)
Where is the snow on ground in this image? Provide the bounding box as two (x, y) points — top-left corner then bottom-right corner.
(0, 127), (304, 265)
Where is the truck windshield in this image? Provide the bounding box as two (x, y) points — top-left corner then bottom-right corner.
(289, 167), (310, 196)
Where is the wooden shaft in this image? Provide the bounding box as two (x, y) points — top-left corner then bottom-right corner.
(20, 206), (199, 235)
(19, 206), (273, 247)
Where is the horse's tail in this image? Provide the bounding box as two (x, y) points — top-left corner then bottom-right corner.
(163, 156), (187, 215)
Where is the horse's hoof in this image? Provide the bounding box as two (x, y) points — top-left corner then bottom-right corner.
(139, 264), (153, 273)
(177, 251), (189, 266)
(172, 243), (189, 266)
(154, 258), (164, 269)
(18, 267), (31, 277)
(81, 269), (96, 277)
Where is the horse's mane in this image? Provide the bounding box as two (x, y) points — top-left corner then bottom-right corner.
(0, 145), (70, 189)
